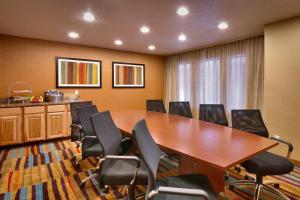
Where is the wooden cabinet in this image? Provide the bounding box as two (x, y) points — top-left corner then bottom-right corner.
(0, 102), (77, 146)
(47, 105), (66, 139)
(0, 108), (22, 146)
(24, 106), (46, 142)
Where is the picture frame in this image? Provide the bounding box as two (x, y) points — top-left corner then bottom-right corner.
(56, 57), (102, 88)
(112, 62), (145, 88)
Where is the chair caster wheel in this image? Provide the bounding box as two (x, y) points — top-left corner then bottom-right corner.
(72, 156), (77, 162)
(80, 182), (86, 188)
(244, 175), (251, 180)
(229, 185), (235, 190)
(234, 166), (241, 173)
(103, 187), (109, 193)
(274, 183), (280, 188)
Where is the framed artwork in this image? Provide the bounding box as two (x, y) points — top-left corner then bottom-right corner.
(112, 62), (145, 88)
(56, 57), (102, 88)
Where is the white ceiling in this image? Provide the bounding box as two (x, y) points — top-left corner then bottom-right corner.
(0, 0), (300, 55)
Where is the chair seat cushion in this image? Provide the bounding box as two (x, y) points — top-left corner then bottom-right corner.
(153, 174), (217, 200)
(82, 139), (103, 158)
(101, 159), (148, 185)
(241, 151), (294, 176)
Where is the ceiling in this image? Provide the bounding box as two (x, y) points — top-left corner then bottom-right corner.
(1, 0), (300, 55)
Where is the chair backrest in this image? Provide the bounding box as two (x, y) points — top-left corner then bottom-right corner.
(70, 101), (93, 124)
(77, 105), (98, 137)
(199, 104), (228, 126)
(146, 100), (166, 113)
(169, 101), (193, 118)
(91, 111), (122, 156)
(133, 119), (162, 192)
(231, 109), (269, 138)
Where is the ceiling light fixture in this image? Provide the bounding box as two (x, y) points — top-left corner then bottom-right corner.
(140, 26), (150, 33)
(148, 45), (156, 50)
(218, 22), (228, 30)
(178, 33), (187, 41)
(83, 12), (95, 22)
(177, 6), (189, 16)
(68, 32), (79, 39)
(114, 40), (123, 45)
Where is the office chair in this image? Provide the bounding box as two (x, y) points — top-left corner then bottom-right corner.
(169, 101), (193, 118)
(70, 101), (93, 145)
(199, 104), (228, 127)
(76, 105), (104, 187)
(133, 119), (217, 200)
(230, 109), (294, 200)
(70, 102), (94, 163)
(199, 104), (230, 180)
(146, 100), (167, 113)
(90, 111), (148, 199)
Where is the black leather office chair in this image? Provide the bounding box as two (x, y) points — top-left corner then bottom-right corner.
(77, 105), (104, 187)
(70, 101), (93, 144)
(199, 104), (228, 127)
(146, 100), (167, 113)
(169, 101), (193, 118)
(133, 119), (217, 200)
(91, 111), (148, 199)
(230, 110), (294, 200)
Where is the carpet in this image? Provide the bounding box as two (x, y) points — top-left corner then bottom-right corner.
(0, 139), (299, 199)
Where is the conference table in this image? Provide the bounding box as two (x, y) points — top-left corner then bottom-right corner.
(111, 110), (278, 193)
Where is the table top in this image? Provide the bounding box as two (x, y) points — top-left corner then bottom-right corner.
(111, 110), (278, 170)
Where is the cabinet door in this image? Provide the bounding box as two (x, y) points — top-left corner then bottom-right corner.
(67, 111), (72, 136)
(24, 113), (46, 142)
(47, 112), (66, 139)
(0, 115), (21, 146)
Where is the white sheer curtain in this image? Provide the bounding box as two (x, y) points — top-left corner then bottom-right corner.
(164, 36), (264, 118)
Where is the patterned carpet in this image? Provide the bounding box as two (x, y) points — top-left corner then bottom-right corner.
(0, 139), (299, 200)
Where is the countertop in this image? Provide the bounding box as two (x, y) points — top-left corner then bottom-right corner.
(0, 100), (85, 108)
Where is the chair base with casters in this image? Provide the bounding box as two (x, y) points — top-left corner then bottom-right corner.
(229, 151), (293, 200)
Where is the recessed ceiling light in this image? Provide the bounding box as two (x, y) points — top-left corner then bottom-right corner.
(178, 33), (187, 41)
(140, 26), (150, 33)
(114, 40), (123, 45)
(68, 32), (79, 39)
(83, 12), (95, 22)
(177, 6), (189, 16)
(218, 22), (228, 30)
(148, 45), (156, 50)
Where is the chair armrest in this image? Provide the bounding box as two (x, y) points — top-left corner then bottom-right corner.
(270, 136), (293, 158)
(121, 137), (131, 142)
(147, 186), (210, 200)
(80, 135), (97, 142)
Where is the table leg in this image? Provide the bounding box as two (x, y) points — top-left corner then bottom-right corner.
(179, 155), (225, 193)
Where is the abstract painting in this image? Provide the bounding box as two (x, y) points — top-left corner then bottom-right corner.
(56, 57), (101, 88)
(112, 62), (145, 88)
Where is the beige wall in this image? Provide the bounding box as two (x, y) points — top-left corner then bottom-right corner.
(0, 35), (165, 110)
(264, 17), (300, 160)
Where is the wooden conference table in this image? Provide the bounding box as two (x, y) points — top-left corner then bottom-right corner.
(111, 110), (278, 193)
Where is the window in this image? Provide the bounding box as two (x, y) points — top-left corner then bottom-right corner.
(199, 59), (221, 104)
(227, 55), (246, 110)
(178, 64), (191, 101)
